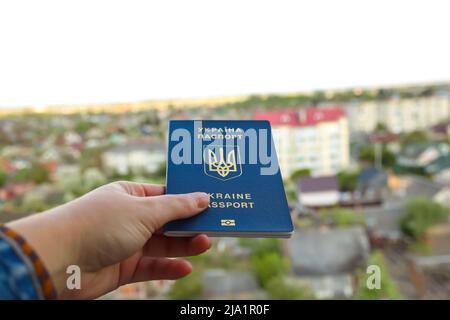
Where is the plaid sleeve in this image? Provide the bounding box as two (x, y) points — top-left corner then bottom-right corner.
(0, 225), (57, 300)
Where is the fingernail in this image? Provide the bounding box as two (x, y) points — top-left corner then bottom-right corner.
(192, 192), (210, 208)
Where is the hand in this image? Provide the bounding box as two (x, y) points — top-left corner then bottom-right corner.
(7, 181), (211, 299)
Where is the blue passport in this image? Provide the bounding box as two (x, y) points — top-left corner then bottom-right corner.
(164, 120), (293, 238)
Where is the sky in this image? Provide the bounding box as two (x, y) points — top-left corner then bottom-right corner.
(0, 0), (449, 108)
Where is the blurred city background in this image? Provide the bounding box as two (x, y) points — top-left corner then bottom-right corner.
(1, 0), (450, 300)
(1, 83), (450, 299)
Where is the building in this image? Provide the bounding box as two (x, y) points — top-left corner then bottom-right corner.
(102, 140), (165, 175)
(388, 174), (450, 205)
(431, 122), (450, 139)
(379, 96), (450, 133)
(395, 142), (450, 176)
(254, 107), (350, 178)
(345, 95), (450, 134)
(287, 227), (370, 299)
(296, 175), (340, 209)
(364, 203), (406, 243)
(338, 166), (386, 208)
(365, 175), (450, 244)
(343, 101), (378, 134)
(408, 223), (450, 299)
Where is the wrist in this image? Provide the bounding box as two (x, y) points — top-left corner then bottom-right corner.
(6, 204), (80, 297)
(0, 225), (57, 299)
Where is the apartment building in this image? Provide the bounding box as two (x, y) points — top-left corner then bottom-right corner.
(344, 95), (450, 134)
(254, 107), (350, 178)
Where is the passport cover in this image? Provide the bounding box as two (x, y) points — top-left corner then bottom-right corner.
(164, 120), (293, 238)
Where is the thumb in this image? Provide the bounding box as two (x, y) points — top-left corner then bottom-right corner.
(145, 192), (210, 230)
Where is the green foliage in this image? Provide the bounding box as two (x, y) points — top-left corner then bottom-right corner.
(80, 146), (107, 171)
(283, 180), (298, 204)
(169, 273), (203, 300)
(355, 251), (403, 300)
(400, 198), (449, 239)
(13, 168), (31, 182)
(266, 277), (310, 300)
(290, 168), (311, 182)
(408, 240), (432, 255)
(109, 170), (135, 182)
(75, 120), (93, 134)
(358, 145), (396, 167)
(337, 170), (359, 191)
(359, 146), (375, 162)
(30, 165), (51, 184)
(374, 122), (388, 132)
(401, 130), (428, 145)
(242, 239), (289, 289)
(285, 188), (297, 204)
(319, 208), (364, 227)
(241, 238), (281, 255)
(251, 251), (289, 288)
(13, 164), (50, 184)
(0, 170), (7, 187)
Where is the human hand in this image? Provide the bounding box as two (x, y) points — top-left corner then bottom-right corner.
(7, 181), (211, 299)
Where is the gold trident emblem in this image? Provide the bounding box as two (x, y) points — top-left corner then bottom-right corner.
(208, 147), (237, 178)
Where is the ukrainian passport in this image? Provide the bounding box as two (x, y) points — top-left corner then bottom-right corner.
(164, 120), (293, 238)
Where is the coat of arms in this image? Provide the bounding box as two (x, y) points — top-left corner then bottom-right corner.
(204, 145), (242, 181)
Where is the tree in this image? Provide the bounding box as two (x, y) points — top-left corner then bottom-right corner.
(319, 208), (364, 227)
(401, 130), (428, 145)
(400, 198), (449, 239)
(374, 122), (388, 132)
(337, 170), (359, 192)
(251, 251), (289, 288)
(290, 168), (311, 182)
(30, 164), (51, 184)
(169, 273), (203, 300)
(244, 239), (289, 288)
(0, 170), (7, 187)
(75, 120), (93, 134)
(15, 164), (51, 184)
(358, 145), (396, 168)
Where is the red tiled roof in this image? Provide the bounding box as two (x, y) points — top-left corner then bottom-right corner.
(254, 107), (346, 127)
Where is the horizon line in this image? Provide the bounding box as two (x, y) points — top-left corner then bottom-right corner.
(1, 79), (449, 116)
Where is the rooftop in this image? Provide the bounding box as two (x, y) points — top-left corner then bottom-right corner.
(297, 175), (339, 193)
(400, 142), (449, 159)
(289, 227), (370, 276)
(254, 107), (345, 127)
